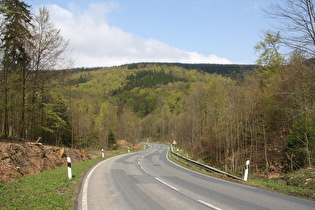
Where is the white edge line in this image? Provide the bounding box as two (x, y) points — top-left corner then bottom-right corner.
(81, 160), (105, 210)
(81, 154), (131, 210)
(155, 177), (179, 191)
(198, 200), (222, 210)
(165, 145), (258, 190)
(82, 147), (158, 210)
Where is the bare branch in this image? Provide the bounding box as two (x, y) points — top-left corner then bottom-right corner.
(265, 0), (315, 57)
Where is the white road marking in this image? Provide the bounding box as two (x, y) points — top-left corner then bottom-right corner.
(137, 146), (159, 174)
(198, 200), (222, 210)
(83, 147), (159, 210)
(155, 177), (179, 191)
(165, 145), (258, 190)
(81, 160), (106, 210)
(140, 166), (149, 174)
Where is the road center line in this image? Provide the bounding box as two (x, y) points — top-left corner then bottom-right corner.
(137, 146), (159, 174)
(155, 177), (179, 191)
(197, 200), (222, 210)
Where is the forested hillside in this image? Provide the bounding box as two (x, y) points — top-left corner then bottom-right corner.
(74, 62), (256, 79)
(3, 59), (313, 177)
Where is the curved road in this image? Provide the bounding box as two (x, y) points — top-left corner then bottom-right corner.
(77, 144), (315, 210)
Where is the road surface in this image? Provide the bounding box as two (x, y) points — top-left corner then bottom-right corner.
(77, 144), (315, 210)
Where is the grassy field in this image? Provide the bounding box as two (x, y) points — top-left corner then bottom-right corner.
(0, 157), (104, 209)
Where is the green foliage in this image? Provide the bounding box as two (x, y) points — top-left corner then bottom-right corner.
(1, 0), (32, 66)
(127, 63), (140, 69)
(249, 169), (315, 200)
(71, 66), (103, 72)
(66, 73), (91, 86)
(123, 62), (256, 76)
(116, 88), (157, 118)
(108, 130), (117, 149)
(0, 0), (33, 138)
(110, 70), (188, 118)
(254, 32), (285, 81)
(0, 2), (70, 142)
(42, 98), (71, 146)
(111, 70), (188, 95)
(2, 42), (314, 175)
(286, 117), (315, 169)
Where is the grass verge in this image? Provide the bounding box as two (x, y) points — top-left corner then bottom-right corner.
(168, 146), (315, 201)
(248, 170), (315, 200)
(0, 157), (104, 210)
(0, 143), (139, 210)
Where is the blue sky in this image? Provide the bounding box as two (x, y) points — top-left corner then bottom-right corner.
(25, 0), (281, 67)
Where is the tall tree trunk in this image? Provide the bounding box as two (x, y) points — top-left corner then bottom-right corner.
(263, 125), (269, 177)
(3, 69), (9, 138)
(304, 132), (312, 167)
(20, 68), (26, 138)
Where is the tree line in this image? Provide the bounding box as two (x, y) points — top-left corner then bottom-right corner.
(124, 62), (256, 76)
(47, 56), (313, 175)
(0, 0), (69, 142)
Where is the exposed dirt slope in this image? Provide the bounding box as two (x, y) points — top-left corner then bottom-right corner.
(0, 142), (97, 183)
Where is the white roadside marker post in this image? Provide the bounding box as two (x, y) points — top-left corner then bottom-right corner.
(244, 160), (250, 181)
(128, 146), (130, 153)
(101, 149), (105, 157)
(67, 157), (72, 179)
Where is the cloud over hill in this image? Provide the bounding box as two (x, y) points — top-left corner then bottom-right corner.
(44, 3), (231, 67)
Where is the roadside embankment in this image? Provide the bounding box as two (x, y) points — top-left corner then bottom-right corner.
(0, 141), (98, 183)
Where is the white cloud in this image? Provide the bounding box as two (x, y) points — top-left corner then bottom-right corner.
(46, 3), (231, 67)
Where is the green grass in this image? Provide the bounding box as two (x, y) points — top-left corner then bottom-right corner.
(168, 146), (315, 201)
(0, 158), (104, 210)
(248, 170), (315, 200)
(0, 145), (140, 210)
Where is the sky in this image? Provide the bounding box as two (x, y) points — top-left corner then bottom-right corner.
(24, 0), (282, 68)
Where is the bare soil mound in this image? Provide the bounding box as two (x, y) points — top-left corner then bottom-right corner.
(0, 142), (97, 183)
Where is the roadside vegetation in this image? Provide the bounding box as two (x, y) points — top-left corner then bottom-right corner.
(249, 170), (315, 200)
(168, 145), (315, 201)
(0, 158), (103, 209)
(0, 144), (136, 210)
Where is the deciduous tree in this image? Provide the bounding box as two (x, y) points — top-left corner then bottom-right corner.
(266, 0), (315, 57)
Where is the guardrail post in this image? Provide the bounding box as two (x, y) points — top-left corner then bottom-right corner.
(244, 160), (250, 181)
(67, 157), (72, 179)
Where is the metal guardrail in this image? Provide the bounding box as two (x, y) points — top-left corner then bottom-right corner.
(170, 145), (242, 180)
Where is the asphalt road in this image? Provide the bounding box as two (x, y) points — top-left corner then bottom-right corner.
(77, 144), (315, 210)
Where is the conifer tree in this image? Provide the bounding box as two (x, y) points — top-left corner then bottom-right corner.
(0, 0), (33, 138)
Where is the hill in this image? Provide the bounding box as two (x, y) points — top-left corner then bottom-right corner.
(73, 62), (256, 77)
(1, 61), (314, 179)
